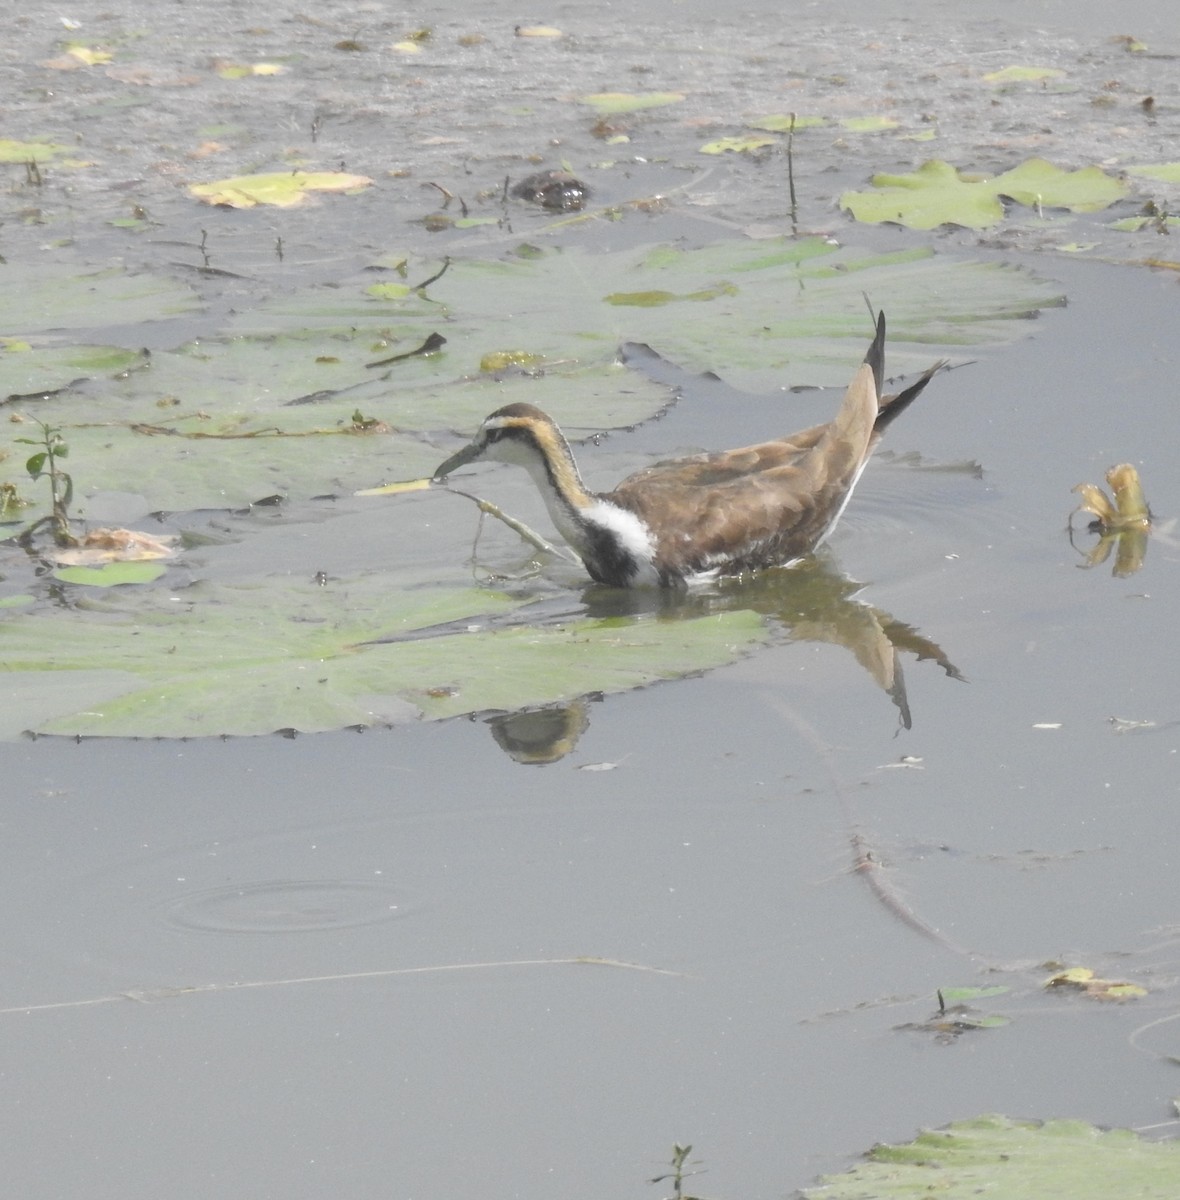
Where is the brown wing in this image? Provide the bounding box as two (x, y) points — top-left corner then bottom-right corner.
(607, 362), (880, 576)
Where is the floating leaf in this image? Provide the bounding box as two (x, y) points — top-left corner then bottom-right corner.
(938, 985), (1010, 1003)
(51, 528), (178, 565)
(699, 135), (777, 155)
(0, 576), (768, 739)
(0, 344), (148, 399)
(416, 237), (1063, 390)
(67, 46), (113, 66)
(1126, 162), (1180, 183)
(189, 171), (373, 208)
(216, 61), (287, 78)
(1046, 965), (1148, 999)
(1110, 215), (1180, 232)
(804, 1115), (1180, 1198)
(0, 263), (201, 338)
(0, 138), (74, 163)
(7, 354), (673, 513)
(983, 65), (1067, 83)
(52, 562), (168, 587)
(839, 115), (899, 132)
(578, 91), (684, 114)
(842, 158), (1128, 230)
(365, 282), (413, 300)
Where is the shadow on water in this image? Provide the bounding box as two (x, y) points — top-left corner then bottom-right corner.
(497, 555), (966, 761)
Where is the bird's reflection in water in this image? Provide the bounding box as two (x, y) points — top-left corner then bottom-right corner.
(484, 552), (963, 763)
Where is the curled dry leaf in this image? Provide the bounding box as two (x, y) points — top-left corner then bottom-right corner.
(1070, 463), (1152, 576)
(51, 527), (178, 566)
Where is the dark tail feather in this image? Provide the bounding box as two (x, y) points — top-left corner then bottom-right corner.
(863, 310), (886, 399)
(873, 358), (947, 434)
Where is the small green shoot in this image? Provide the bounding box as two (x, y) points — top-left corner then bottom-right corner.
(16, 419), (77, 547)
(650, 1144), (709, 1200)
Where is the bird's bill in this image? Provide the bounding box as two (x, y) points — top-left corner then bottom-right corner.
(433, 441), (483, 481)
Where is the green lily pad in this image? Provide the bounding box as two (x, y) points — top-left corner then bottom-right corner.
(0, 138), (75, 162)
(1110, 214), (1180, 232)
(982, 66), (1067, 83)
(699, 135), (777, 155)
(0, 344), (147, 399)
(0, 264), (202, 337)
(0, 575), (768, 739)
(419, 237), (1063, 390)
(577, 92), (684, 114)
(839, 115), (899, 132)
(189, 171), (373, 208)
(937, 985), (1010, 1003)
(1126, 162), (1180, 183)
(7, 361), (673, 513)
(221, 239), (1061, 392)
(841, 158), (1129, 230)
(3, 236), (1060, 515)
(804, 1114), (1180, 1199)
(52, 562), (167, 586)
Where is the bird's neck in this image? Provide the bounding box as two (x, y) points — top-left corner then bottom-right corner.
(514, 432), (660, 587)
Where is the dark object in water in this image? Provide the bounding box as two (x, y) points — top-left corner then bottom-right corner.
(511, 170), (590, 211)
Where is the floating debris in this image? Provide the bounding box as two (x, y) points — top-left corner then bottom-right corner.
(1070, 462), (1152, 576)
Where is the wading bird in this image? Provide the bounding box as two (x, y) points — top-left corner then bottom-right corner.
(434, 313), (944, 587)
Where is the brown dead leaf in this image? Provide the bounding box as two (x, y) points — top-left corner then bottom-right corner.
(52, 527), (178, 566)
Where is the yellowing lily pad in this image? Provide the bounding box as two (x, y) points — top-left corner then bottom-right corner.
(983, 65), (1066, 83)
(578, 92), (684, 114)
(67, 46), (113, 66)
(189, 171), (373, 208)
(841, 158), (1129, 230)
(1046, 965), (1148, 999)
(216, 61), (287, 78)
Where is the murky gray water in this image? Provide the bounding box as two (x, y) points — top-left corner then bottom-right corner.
(3, 1), (1179, 1197)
